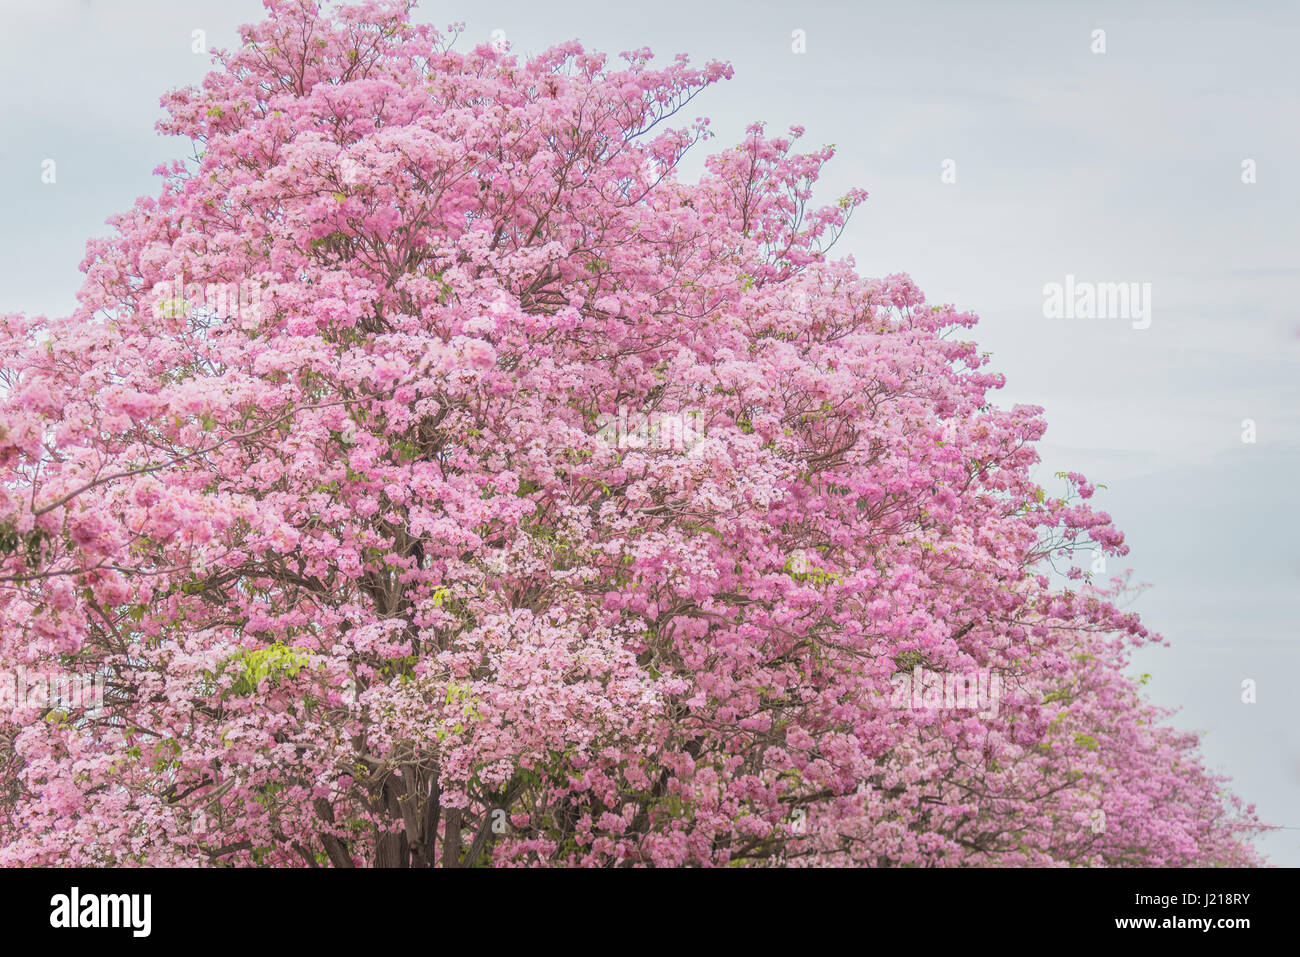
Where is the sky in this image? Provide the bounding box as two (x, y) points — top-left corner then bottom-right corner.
(1, 0), (1296, 864)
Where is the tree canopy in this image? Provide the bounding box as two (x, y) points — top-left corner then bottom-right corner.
(0, 0), (1260, 867)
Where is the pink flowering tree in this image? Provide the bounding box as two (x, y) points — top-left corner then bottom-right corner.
(0, 0), (1260, 866)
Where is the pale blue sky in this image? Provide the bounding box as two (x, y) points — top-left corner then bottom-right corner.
(2, 0), (1296, 864)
